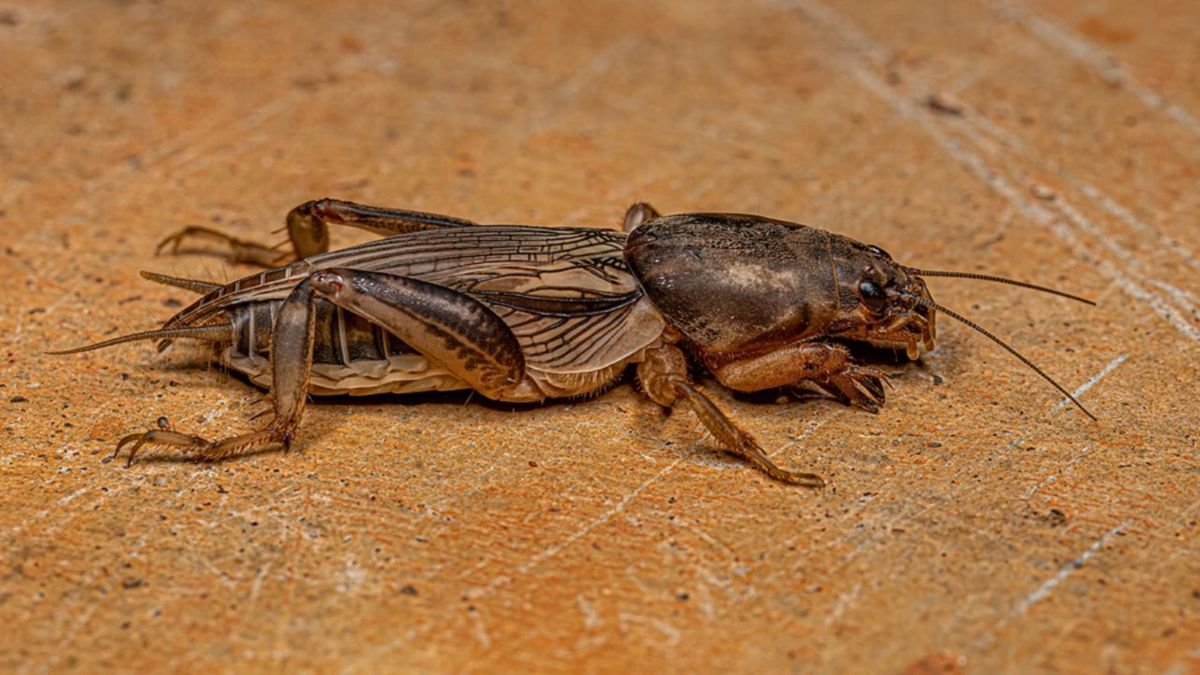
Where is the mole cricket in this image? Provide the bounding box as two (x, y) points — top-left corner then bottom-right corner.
(55, 199), (1095, 486)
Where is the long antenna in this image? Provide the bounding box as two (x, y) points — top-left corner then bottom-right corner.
(912, 296), (1096, 420)
(904, 268), (1095, 305)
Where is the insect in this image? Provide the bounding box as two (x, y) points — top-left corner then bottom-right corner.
(55, 199), (1094, 486)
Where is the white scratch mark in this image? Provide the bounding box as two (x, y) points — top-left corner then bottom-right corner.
(680, 518), (730, 554)
(1023, 446), (1089, 499)
(771, 417), (826, 458)
(849, 65), (1200, 343)
(789, 0), (1200, 344)
(1077, 182), (1200, 274)
(346, 460), (679, 673)
(1048, 194), (1199, 319)
(960, 96), (1200, 279)
(576, 595), (602, 630)
(249, 562), (272, 603)
(469, 610), (492, 649)
(482, 458), (680, 593)
(983, 0), (1200, 136)
(56, 487), (90, 506)
(199, 394), (237, 425)
(1015, 521), (1127, 614)
(38, 292), (73, 319)
(1051, 354), (1127, 412)
(618, 612), (682, 648)
(1147, 279), (1200, 321)
(692, 578), (717, 620)
(824, 583), (862, 626)
(37, 603), (98, 675)
(975, 521), (1128, 649)
(1164, 647), (1200, 675)
(12, 302), (26, 340)
(201, 558), (239, 589)
(785, 0), (891, 63)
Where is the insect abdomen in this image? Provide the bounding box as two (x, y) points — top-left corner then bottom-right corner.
(229, 300), (417, 367)
(223, 301), (473, 396)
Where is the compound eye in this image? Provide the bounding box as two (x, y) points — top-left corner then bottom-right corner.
(858, 279), (887, 314)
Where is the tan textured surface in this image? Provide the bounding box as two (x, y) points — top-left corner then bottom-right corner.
(2, 1), (1198, 672)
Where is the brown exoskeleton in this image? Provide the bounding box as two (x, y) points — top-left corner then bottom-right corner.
(55, 200), (1094, 486)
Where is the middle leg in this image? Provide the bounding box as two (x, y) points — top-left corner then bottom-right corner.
(638, 342), (824, 487)
(114, 277), (319, 464)
(307, 267), (538, 402)
(622, 202), (661, 232)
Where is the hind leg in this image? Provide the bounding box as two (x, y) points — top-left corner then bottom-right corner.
(114, 277), (318, 465)
(155, 226), (287, 266)
(157, 199), (478, 266)
(305, 267), (537, 401)
(114, 266), (538, 465)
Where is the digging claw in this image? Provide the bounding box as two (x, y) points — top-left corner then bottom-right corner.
(860, 371), (887, 402)
(818, 366), (889, 414)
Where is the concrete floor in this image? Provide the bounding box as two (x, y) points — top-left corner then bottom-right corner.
(2, 1), (1198, 672)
